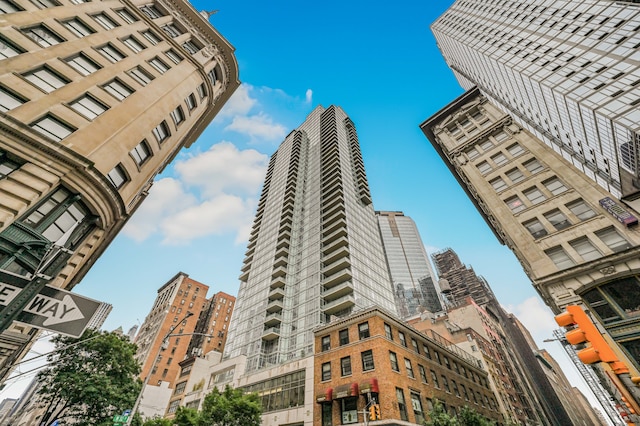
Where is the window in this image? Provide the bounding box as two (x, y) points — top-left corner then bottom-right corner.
(128, 66), (154, 86)
(321, 335), (330, 351)
(524, 186), (546, 204)
(339, 329), (349, 345)
(97, 43), (125, 62)
(419, 365), (428, 383)
(411, 392), (425, 424)
(165, 49), (182, 64)
(22, 66), (69, 93)
(170, 106), (185, 125)
(570, 237), (602, 261)
(490, 176), (507, 192)
(411, 338), (419, 353)
(396, 388), (408, 421)
(545, 246), (575, 270)
(185, 93), (197, 111)
(174, 381), (186, 395)
(107, 164), (128, 188)
(152, 121), (171, 143)
(321, 362), (331, 381)
(0, 36), (24, 59)
(142, 30), (161, 45)
(167, 400), (179, 414)
(102, 79), (133, 100)
(596, 227), (631, 252)
(398, 331), (407, 347)
(321, 403), (332, 426)
(130, 140), (151, 166)
(123, 36), (145, 53)
(92, 13), (119, 30)
(507, 143), (525, 157)
(0, 86), (26, 112)
(182, 40), (201, 54)
(430, 370), (439, 388)
(567, 199), (596, 220)
(443, 356), (451, 369)
(441, 375), (451, 392)
(543, 177), (567, 195)
(22, 25), (64, 47)
(0, 0), (22, 13)
(384, 323), (393, 340)
(452, 380), (460, 397)
(65, 53), (100, 76)
(523, 218), (547, 239)
(29, 0), (59, 9)
(161, 23), (182, 38)
(140, 4), (164, 18)
(466, 147), (480, 159)
(477, 161), (492, 174)
(479, 140), (492, 151)
(208, 66), (221, 85)
(358, 322), (370, 339)
(491, 152), (508, 166)
(433, 351), (441, 364)
(149, 56), (170, 74)
(506, 167), (524, 183)
(197, 83), (206, 99)
(30, 114), (74, 141)
(524, 158), (544, 174)
(423, 345), (431, 359)
(63, 18), (94, 37)
(544, 209), (571, 230)
(404, 358), (414, 378)
(115, 8), (137, 24)
(461, 384), (469, 401)
(70, 94), (108, 119)
(389, 351), (399, 371)
(340, 356), (352, 376)
(505, 195), (525, 213)
(361, 350), (374, 371)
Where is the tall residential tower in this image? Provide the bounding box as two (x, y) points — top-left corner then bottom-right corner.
(225, 105), (397, 373)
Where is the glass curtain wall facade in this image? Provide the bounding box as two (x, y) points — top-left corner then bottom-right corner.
(431, 0), (640, 199)
(225, 106), (396, 372)
(376, 211), (442, 317)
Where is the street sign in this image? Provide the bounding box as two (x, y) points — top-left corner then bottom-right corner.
(0, 275), (102, 337)
(113, 414), (129, 422)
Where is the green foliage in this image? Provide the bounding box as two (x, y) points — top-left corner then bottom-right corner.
(197, 385), (261, 426)
(173, 407), (199, 426)
(141, 417), (173, 426)
(424, 400), (495, 426)
(36, 329), (142, 426)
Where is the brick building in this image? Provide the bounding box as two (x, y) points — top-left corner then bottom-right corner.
(313, 307), (501, 426)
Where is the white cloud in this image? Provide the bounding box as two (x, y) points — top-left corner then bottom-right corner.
(159, 194), (255, 245)
(218, 83), (256, 118)
(225, 113), (288, 143)
(123, 178), (197, 242)
(305, 89), (313, 104)
(507, 296), (557, 344)
(123, 142), (268, 245)
(174, 142), (268, 197)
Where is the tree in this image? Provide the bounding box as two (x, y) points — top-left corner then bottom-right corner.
(197, 385), (261, 426)
(424, 401), (495, 426)
(37, 328), (142, 426)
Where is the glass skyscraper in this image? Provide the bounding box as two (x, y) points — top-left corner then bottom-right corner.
(376, 211), (442, 317)
(225, 106), (396, 372)
(431, 0), (640, 201)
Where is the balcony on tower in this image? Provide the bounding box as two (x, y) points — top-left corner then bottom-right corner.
(321, 294), (355, 316)
(262, 326), (280, 341)
(266, 299), (284, 313)
(264, 312), (283, 327)
(322, 280), (354, 303)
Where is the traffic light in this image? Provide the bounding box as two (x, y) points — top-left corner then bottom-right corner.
(555, 305), (628, 374)
(368, 403), (380, 420)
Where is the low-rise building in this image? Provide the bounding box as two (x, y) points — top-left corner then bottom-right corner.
(313, 307), (502, 425)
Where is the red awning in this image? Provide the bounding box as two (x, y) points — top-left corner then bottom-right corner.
(359, 377), (379, 394)
(334, 382), (359, 399)
(316, 388), (333, 403)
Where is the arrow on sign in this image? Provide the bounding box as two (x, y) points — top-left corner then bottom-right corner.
(0, 283), (85, 326)
(27, 293), (84, 326)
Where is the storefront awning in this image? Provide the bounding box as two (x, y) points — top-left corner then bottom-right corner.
(316, 388), (333, 403)
(359, 377), (379, 394)
(334, 382), (359, 399)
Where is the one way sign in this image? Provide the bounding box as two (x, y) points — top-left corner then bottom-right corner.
(0, 278), (102, 337)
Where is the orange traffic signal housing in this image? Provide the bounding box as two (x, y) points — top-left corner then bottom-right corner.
(555, 305), (628, 374)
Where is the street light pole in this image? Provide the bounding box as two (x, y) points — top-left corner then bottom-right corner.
(127, 311), (194, 425)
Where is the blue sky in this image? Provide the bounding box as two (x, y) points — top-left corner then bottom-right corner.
(0, 0), (602, 413)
